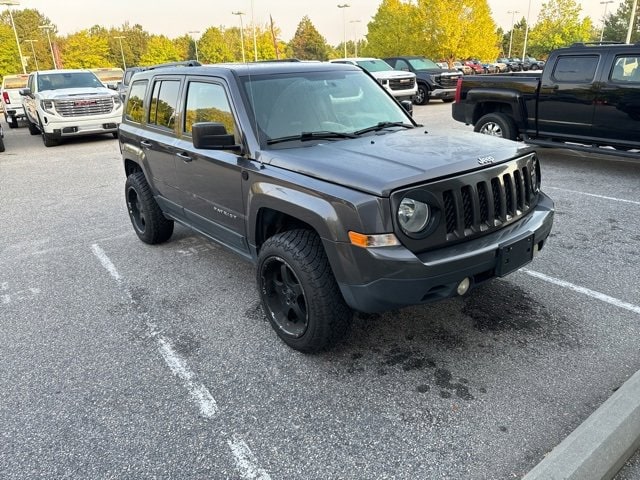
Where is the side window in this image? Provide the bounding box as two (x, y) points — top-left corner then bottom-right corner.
(611, 56), (640, 82)
(395, 59), (409, 71)
(184, 81), (236, 136)
(552, 56), (598, 83)
(149, 79), (180, 129)
(125, 80), (147, 123)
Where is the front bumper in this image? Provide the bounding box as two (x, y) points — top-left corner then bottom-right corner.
(328, 193), (554, 313)
(41, 113), (121, 136)
(431, 88), (456, 100)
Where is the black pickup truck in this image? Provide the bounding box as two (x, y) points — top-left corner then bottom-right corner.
(452, 42), (640, 155)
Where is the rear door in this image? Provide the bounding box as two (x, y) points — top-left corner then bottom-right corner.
(172, 76), (249, 257)
(536, 54), (600, 140)
(592, 51), (640, 147)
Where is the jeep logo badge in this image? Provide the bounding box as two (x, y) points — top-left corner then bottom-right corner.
(478, 156), (495, 165)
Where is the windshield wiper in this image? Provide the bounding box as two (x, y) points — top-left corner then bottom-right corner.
(353, 122), (414, 136)
(266, 131), (356, 145)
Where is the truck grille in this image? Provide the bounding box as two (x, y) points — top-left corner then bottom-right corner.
(389, 77), (416, 90)
(435, 74), (460, 88)
(391, 154), (541, 252)
(54, 97), (115, 117)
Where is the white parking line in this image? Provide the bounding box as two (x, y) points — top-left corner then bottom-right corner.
(227, 436), (272, 480)
(91, 244), (218, 418)
(545, 186), (640, 206)
(522, 269), (640, 315)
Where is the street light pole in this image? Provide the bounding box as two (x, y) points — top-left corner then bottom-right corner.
(24, 39), (38, 70)
(599, 1), (614, 42)
(251, 0), (257, 61)
(337, 4), (350, 58)
(113, 35), (126, 69)
(507, 10), (519, 58)
(232, 11), (246, 63)
(188, 31), (200, 62)
(522, 0), (532, 60)
(1, 0), (26, 74)
(39, 24), (56, 69)
(627, 0), (638, 43)
(349, 20), (361, 57)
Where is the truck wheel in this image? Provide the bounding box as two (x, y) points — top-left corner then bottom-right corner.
(413, 84), (430, 105)
(0, 136), (5, 153)
(474, 113), (518, 140)
(125, 171), (174, 244)
(27, 118), (39, 135)
(257, 229), (352, 353)
(8, 116), (18, 129)
(42, 132), (59, 147)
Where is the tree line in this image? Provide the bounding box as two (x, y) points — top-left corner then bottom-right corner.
(0, 0), (608, 79)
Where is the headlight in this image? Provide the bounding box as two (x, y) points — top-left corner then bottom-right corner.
(398, 197), (430, 234)
(41, 99), (55, 114)
(113, 95), (122, 109)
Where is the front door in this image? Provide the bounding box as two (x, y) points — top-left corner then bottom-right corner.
(173, 78), (249, 257)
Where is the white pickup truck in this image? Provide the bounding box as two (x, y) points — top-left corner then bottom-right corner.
(19, 69), (123, 147)
(2, 73), (29, 128)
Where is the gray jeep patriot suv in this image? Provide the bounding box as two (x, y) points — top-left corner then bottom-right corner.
(119, 62), (554, 352)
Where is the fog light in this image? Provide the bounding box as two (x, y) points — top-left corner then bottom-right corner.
(457, 277), (470, 296)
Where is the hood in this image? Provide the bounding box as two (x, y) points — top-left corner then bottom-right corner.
(38, 87), (115, 99)
(371, 70), (416, 81)
(259, 129), (533, 197)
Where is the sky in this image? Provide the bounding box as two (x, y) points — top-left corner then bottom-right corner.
(9, 0), (607, 46)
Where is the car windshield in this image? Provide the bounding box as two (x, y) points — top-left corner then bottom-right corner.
(241, 70), (410, 147)
(37, 72), (104, 91)
(355, 59), (394, 73)
(407, 57), (440, 70)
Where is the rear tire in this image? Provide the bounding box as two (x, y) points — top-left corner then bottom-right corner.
(257, 229), (352, 353)
(0, 136), (5, 152)
(27, 118), (39, 135)
(8, 116), (18, 128)
(125, 171), (174, 244)
(474, 112), (518, 140)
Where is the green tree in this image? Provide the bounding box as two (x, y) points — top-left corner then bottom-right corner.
(0, 8), (57, 71)
(198, 26), (234, 63)
(364, 0), (422, 57)
(289, 16), (330, 60)
(527, 0), (594, 57)
(502, 18), (528, 57)
(602, 0), (639, 42)
(0, 23), (21, 74)
(60, 30), (110, 68)
(139, 35), (181, 65)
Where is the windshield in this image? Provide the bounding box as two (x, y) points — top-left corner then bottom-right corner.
(407, 57), (439, 70)
(355, 59), (394, 73)
(242, 70), (410, 146)
(37, 72), (104, 91)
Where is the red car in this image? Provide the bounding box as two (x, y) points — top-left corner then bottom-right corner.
(463, 60), (485, 74)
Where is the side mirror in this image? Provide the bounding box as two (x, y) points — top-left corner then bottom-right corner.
(192, 122), (241, 151)
(400, 100), (413, 116)
(107, 84), (117, 90)
(19, 88), (32, 97)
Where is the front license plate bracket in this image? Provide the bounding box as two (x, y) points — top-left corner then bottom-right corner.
(496, 233), (535, 277)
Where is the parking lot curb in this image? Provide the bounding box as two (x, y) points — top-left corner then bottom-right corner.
(523, 369), (640, 480)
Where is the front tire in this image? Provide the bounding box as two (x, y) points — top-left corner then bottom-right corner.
(0, 136), (5, 152)
(42, 132), (59, 147)
(257, 229), (352, 353)
(125, 171), (174, 244)
(27, 118), (39, 135)
(412, 84), (430, 105)
(474, 112), (518, 140)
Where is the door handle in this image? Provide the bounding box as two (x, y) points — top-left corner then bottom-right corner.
(177, 152), (192, 162)
(140, 140), (152, 148)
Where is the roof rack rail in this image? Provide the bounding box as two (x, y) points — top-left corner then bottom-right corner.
(570, 41), (625, 47)
(146, 60), (202, 70)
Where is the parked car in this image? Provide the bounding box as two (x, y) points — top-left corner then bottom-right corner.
(453, 43), (640, 155)
(117, 60), (201, 100)
(436, 62), (448, 69)
(453, 61), (474, 75)
(522, 57), (545, 70)
(329, 57), (417, 101)
(90, 67), (124, 89)
(463, 60), (485, 74)
(19, 69), (123, 147)
(491, 61), (509, 73)
(1, 73), (29, 128)
(497, 58), (521, 72)
(119, 61), (553, 352)
(384, 56), (462, 104)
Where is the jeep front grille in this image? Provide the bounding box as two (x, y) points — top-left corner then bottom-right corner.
(391, 154), (541, 252)
(389, 78), (416, 91)
(54, 97), (115, 117)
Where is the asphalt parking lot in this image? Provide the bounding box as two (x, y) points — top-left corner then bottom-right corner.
(1, 102), (639, 479)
